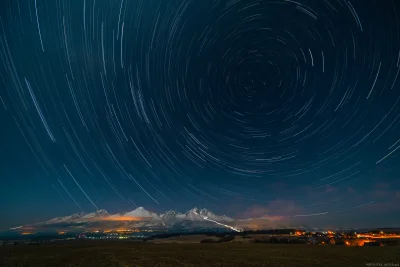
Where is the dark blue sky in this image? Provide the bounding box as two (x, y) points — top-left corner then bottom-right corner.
(1, 0), (400, 230)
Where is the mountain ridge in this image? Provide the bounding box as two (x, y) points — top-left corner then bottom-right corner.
(10, 207), (311, 232)
(15, 207), (241, 232)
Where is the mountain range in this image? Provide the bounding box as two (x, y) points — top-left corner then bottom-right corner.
(10, 207), (246, 233)
(9, 207), (313, 233)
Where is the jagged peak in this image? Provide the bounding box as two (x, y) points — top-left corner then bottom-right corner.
(96, 209), (108, 213)
(199, 208), (211, 213)
(187, 207), (200, 213)
(82, 209), (109, 217)
(163, 210), (177, 214)
(70, 212), (86, 217)
(122, 207), (148, 214)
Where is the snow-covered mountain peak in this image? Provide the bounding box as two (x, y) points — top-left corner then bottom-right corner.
(135, 207), (146, 211)
(164, 210), (177, 214)
(187, 207), (200, 214)
(90, 209), (109, 215)
(121, 207), (160, 220)
(39, 212), (86, 225)
(70, 212), (86, 218)
(161, 210), (178, 217)
(199, 208), (212, 215)
(81, 209), (109, 219)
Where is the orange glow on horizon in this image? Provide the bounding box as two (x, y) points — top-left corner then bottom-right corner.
(21, 232), (35, 235)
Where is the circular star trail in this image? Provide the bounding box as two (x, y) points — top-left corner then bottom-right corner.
(1, 0), (400, 223)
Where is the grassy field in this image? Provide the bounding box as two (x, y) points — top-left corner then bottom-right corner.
(148, 234), (220, 243)
(1, 241), (399, 267)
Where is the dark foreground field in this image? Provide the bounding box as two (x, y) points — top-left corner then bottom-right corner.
(1, 241), (399, 267)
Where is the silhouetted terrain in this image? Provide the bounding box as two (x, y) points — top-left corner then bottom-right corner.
(1, 241), (399, 267)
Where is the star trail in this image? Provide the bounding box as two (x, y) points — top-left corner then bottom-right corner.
(1, 0), (400, 229)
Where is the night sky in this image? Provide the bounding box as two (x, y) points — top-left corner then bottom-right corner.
(1, 0), (400, 230)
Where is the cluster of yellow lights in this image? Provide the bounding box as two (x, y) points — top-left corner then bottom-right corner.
(356, 233), (400, 239)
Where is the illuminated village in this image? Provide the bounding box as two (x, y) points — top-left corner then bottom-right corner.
(290, 230), (400, 246)
(4, 228), (400, 247)
(74, 228), (400, 246)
